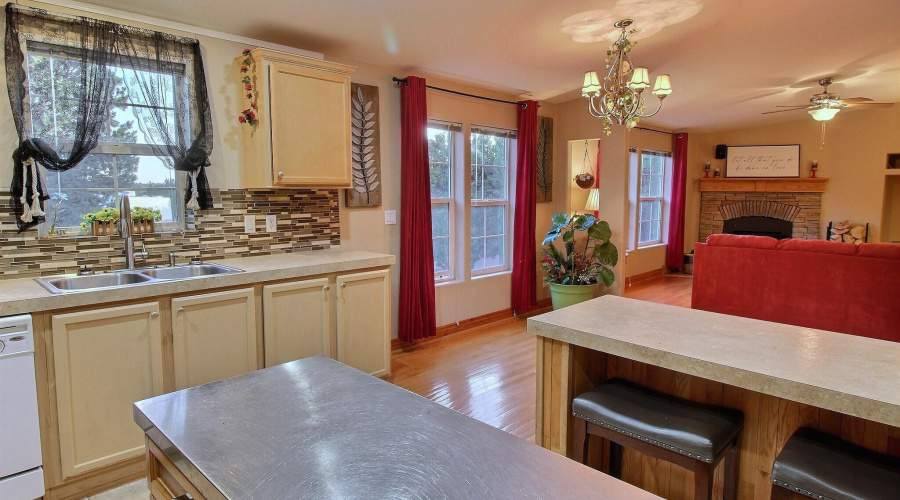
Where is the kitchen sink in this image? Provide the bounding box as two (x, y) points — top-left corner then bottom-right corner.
(140, 264), (243, 280)
(35, 263), (244, 294)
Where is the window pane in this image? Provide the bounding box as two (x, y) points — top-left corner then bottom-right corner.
(639, 220), (652, 244)
(432, 203), (450, 238)
(471, 237), (485, 271)
(471, 206), (485, 238)
(650, 220), (660, 243)
(124, 188), (178, 223)
(652, 200), (661, 220)
(428, 128), (452, 199)
(640, 175), (651, 197)
(430, 162), (450, 199)
(639, 201), (652, 223)
(485, 206), (505, 236)
(471, 132), (508, 202)
(48, 190), (116, 229)
(45, 155), (116, 189)
(433, 237), (450, 274)
(482, 166), (507, 200)
(650, 172), (663, 197)
(470, 164), (481, 201)
(117, 155), (176, 187)
(484, 236), (505, 268)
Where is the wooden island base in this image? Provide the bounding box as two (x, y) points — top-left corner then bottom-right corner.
(536, 338), (900, 500)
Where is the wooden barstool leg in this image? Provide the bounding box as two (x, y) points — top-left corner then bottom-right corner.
(609, 440), (623, 479)
(723, 442), (740, 500)
(572, 418), (588, 465)
(770, 485), (793, 500)
(693, 461), (714, 500)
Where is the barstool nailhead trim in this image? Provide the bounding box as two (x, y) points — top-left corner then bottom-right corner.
(771, 478), (832, 500)
(573, 411), (717, 464)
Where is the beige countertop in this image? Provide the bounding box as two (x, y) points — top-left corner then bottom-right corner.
(0, 249), (395, 316)
(527, 295), (900, 427)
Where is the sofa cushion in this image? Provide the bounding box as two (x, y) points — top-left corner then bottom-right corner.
(705, 234), (779, 249)
(858, 243), (900, 260)
(775, 238), (860, 255)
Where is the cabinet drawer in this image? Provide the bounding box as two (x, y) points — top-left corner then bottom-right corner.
(147, 437), (207, 500)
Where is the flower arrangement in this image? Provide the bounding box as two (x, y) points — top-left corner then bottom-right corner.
(237, 48), (258, 126)
(79, 206), (162, 235)
(541, 213), (618, 287)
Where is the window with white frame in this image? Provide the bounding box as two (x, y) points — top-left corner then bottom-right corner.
(637, 151), (667, 246)
(26, 42), (184, 230)
(470, 129), (511, 275)
(428, 125), (454, 280)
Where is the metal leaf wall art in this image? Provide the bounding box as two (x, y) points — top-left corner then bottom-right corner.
(536, 116), (553, 202)
(347, 83), (382, 207)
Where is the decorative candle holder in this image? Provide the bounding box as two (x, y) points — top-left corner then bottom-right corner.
(810, 160), (818, 178)
(704, 162), (711, 178)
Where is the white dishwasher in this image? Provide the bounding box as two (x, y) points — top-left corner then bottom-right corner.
(0, 314), (44, 500)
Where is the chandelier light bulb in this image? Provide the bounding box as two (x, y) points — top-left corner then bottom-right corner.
(808, 107), (839, 121)
(630, 68), (650, 90)
(652, 74), (672, 96)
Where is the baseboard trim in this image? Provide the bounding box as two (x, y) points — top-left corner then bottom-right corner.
(391, 299), (553, 351)
(625, 267), (664, 287)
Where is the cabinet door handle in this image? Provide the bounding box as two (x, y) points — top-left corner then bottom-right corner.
(323, 285), (330, 292)
(340, 282), (346, 288)
(176, 307), (185, 314)
(277, 171), (284, 178)
(149, 312), (159, 319)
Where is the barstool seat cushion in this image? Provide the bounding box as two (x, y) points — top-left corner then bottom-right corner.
(572, 378), (744, 463)
(772, 427), (900, 500)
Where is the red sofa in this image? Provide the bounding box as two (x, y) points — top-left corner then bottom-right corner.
(691, 234), (900, 342)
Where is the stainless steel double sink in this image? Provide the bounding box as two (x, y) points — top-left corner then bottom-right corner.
(35, 263), (244, 294)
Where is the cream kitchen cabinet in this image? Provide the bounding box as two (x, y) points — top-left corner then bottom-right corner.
(51, 302), (164, 479)
(172, 288), (258, 390)
(262, 278), (331, 367)
(335, 269), (391, 377)
(241, 48), (356, 188)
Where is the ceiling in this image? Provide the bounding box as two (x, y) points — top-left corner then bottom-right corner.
(69, 0), (900, 131)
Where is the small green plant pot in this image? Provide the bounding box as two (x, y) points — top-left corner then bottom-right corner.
(548, 282), (597, 310)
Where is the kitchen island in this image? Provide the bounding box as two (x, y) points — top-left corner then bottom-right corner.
(133, 356), (659, 500)
(527, 295), (900, 500)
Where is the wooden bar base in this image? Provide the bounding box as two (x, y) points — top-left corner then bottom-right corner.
(535, 337), (900, 500)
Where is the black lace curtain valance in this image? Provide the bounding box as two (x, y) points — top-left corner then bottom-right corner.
(5, 3), (214, 232)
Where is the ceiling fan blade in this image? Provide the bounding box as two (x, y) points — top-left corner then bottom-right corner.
(775, 105), (811, 108)
(762, 108), (810, 115)
(839, 97), (873, 103)
(843, 102), (894, 108)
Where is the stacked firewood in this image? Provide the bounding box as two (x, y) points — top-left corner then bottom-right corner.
(830, 220), (867, 245)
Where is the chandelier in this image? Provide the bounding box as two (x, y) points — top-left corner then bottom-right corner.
(581, 19), (672, 131)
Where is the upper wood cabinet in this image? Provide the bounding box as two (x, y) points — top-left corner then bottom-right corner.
(51, 302), (164, 479)
(241, 48), (356, 188)
(262, 278), (332, 367)
(171, 288), (258, 390)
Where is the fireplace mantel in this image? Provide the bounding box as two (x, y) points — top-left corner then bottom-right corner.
(700, 177), (828, 193)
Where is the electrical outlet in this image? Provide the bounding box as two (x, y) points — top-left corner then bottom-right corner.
(266, 215), (277, 232)
(384, 210), (397, 225)
(244, 214), (256, 233)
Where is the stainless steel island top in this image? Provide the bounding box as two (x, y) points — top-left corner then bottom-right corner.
(134, 356), (657, 500)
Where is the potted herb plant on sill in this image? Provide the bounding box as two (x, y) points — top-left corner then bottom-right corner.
(541, 212), (618, 310)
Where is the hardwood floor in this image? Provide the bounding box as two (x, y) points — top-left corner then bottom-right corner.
(388, 274), (694, 445)
(97, 275), (694, 499)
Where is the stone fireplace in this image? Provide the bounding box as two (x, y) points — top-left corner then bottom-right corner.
(699, 178), (827, 242)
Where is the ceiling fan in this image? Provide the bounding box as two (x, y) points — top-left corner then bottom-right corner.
(763, 77), (893, 121)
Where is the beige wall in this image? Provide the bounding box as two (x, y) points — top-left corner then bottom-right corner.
(685, 106), (900, 249)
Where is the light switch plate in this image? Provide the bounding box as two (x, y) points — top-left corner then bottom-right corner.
(265, 215), (277, 232)
(384, 210), (397, 225)
(244, 214), (256, 233)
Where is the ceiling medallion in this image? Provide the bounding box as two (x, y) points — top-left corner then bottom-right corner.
(581, 19), (671, 134)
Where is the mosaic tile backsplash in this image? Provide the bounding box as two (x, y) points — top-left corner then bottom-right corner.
(0, 188), (340, 280)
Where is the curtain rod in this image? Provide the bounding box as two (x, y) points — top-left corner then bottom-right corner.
(392, 77), (538, 109)
(633, 126), (676, 136)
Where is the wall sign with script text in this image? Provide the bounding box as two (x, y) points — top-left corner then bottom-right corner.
(726, 145), (800, 178)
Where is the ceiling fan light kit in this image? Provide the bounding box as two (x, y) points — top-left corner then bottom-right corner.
(581, 19), (671, 134)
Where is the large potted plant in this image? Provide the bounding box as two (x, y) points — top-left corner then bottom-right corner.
(541, 213), (618, 310)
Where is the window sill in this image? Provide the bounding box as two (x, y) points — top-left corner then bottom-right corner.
(636, 242), (668, 250)
(471, 269), (511, 280)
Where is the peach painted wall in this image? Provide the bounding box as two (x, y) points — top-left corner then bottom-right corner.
(684, 106), (900, 250)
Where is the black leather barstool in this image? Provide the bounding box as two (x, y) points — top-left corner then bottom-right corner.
(572, 378), (744, 500)
(771, 427), (900, 500)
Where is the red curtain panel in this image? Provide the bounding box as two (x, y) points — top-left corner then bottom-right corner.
(511, 100), (540, 314)
(398, 76), (437, 342)
(666, 132), (689, 270)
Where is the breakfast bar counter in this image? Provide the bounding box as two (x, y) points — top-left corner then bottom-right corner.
(527, 295), (900, 499)
(134, 356), (659, 500)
